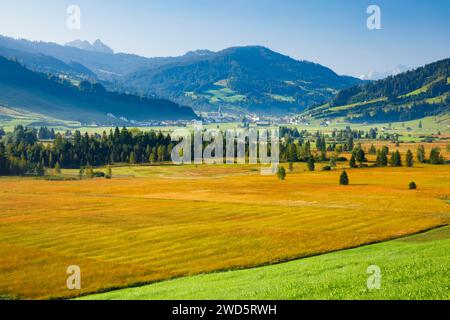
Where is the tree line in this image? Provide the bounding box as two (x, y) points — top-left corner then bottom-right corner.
(0, 126), (174, 176)
(0, 125), (447, 177)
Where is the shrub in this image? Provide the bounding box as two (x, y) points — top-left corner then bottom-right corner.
(329, 157), (337, 168)
(322, 166), (332, 171)
(409, 182), (417, 190)
(277, 166), (286, 181)
(54, 162), (61, 174)
(85, 167), (94, 179)
(35, 162), (45, 177)
(106, 165), (112, 179)
(93, 172), (105, 178)
(288, 162), (294, 173)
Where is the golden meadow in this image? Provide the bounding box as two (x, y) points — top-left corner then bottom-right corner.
(0, 142), (449, 299)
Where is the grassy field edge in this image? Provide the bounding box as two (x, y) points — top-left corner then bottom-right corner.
(77, 224), (450, 300)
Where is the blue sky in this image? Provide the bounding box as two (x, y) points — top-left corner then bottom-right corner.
(1, 0), (449, 77)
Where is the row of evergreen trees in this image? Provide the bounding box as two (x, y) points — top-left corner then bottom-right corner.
(348, 144), (445, 168)
(0, 125), (447, 177)
(0, 126), (175, 176)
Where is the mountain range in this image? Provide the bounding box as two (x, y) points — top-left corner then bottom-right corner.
(123, 46), (362, 115)
(65, 39), (114, 54)
(0, 56), (197, 125)
(359, 65), (411, 81)
(0, 35), (361, 115)
(0, 34), (448, 123)
(306, 58), (450, 122)
(0, 35), (163, 81)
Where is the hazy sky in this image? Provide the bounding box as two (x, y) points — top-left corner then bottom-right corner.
(1, 0), (449, 77)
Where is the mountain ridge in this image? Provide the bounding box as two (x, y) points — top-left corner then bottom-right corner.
(306, 58), (450, 122)
(359, 65), (411, 81)
(65, 39), (114, 54)
(124, 45), (362, 115)
(0, 35), (362, 115)
(0, 56), (198, 124)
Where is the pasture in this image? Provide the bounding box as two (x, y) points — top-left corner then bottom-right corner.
(0, 163), (449, 299)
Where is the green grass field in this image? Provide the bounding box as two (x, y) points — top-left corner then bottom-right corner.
(81, 226), (450, 300)
(290, 115), (450, 141)
(0, 105), (80, 132)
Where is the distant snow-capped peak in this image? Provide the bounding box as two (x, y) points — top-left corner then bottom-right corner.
(359, 65), (411, 81)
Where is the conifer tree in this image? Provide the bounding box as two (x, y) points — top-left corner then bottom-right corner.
(380, 146), (389, 166)
(429, 147), (443, 165)
(349, 154), (357, 168)
(406, 150), (414, 167)
(129, 152), (136, 164)
(355, 148), (366, 165)
(417, 145), (426, 163)
(85, 167), (94, 179)
(375, 150), (382, 167)
(35, 161), (45, 176)
(390, 151), (402, 167)
(157, 146), (166, 163)
(149, 152), (156, 164)
(277, 166), (286, 181)
(307, 156), (315, 171)
(348, 136), (354, 151)
(340, 171), (349, 185)
(54, 162), (61, 174)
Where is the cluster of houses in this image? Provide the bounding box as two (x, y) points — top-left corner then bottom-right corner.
(83, 110), (343, 128)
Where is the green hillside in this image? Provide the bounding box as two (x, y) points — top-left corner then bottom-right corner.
(306, 58), (450, 122)
(0, 56), (198, 125)
(0, 46), (97, 82)
(80, 226), (450, 300)
(0, 36), (362, 116)
(124, 46), (361, 115)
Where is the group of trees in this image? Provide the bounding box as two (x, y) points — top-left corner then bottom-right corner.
(0, 125), (447, 177)
(416, 145), (446, 165)
(0, 126), (41, 176)
(0, 146), (40, 176)
(344, 143), (419, 169)
(0, 126), (175, 176)
(279, 163), (350, 186)
(282, 129), (358, 165)
(38, 127), (56, 140)
(369, 145), (444, 168)
(349, 145), (367, 168)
